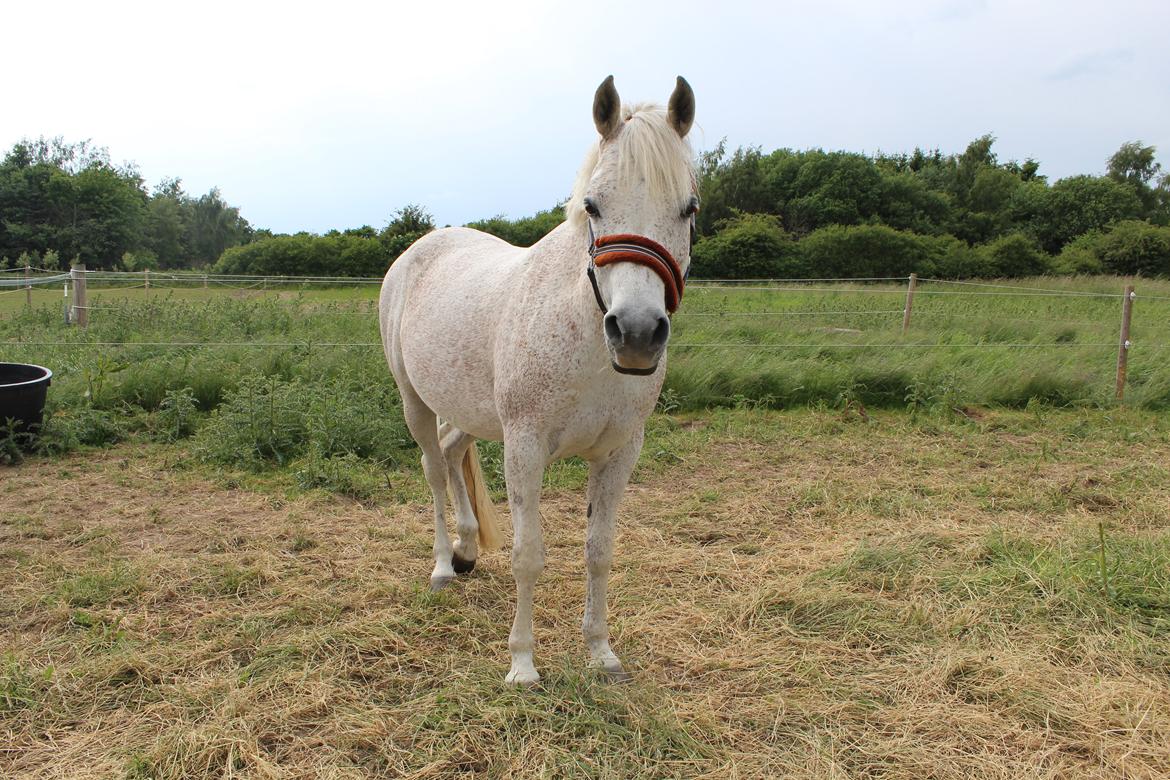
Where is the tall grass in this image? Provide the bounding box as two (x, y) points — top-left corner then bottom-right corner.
(2, 277), (1170, 463)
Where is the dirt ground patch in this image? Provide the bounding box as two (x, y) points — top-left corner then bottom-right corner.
(3, 409), (1170, 778)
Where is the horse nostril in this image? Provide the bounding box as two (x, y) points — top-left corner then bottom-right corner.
(604, 313), (623, 343)
(650, 315), (670, 349)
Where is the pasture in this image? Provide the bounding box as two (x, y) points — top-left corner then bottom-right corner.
(2, 277), (1170, 777)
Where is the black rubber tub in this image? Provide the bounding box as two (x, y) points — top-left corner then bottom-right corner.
(1, 363), (53, 442)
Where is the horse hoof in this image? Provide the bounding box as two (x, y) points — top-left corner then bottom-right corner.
(429, 576), (454, 592)
(592, 662), (632, 684)
(505, 668), (541, 687)
(601, 668), (633, 684)
(451, 552), (476, 575)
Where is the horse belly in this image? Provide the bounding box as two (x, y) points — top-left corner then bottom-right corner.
(404, 332), (504, 441)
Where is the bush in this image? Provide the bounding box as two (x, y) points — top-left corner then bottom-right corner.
(195, 375), (311, 466)
(798, 223), (937, 278)
(1092, 220), (1170, 276)
(294, 451), (387, 500)
(31, 406), (126, 457)
(691, 213), (800, 278)
(194, 374), (410, 469)
(929, 235), (995, 278)
(1053, 233), (1105, 274)
(977, 233), (1051, 277)
(154, 387), (199, 442)
(215, 233), (400, 277)
(466, 206), (564, 247)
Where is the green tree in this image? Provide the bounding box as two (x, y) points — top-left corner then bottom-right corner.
(874, 172), (950, 235)
(1108, 142), (1161, 188)
(0, 138), (148, 268)
(694, 144), (772, 236)
(189, 188), (251, 266)
(144, 177), (190, 268)
(1029, 176), (1143, 253)
(380, 204), (435, 260)
(953, 134), (997, 205)
(1107, 141), (1164, 220)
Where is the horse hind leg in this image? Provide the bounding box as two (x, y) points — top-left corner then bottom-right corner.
(399, 386), (458, 591)
(440, 423), (479, 574)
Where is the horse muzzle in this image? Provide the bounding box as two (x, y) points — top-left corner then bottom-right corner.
(604, 307), (670, 375)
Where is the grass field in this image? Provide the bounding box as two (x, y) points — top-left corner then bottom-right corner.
(3, 408), (1169, 778)
(2, 277), (1170, 777)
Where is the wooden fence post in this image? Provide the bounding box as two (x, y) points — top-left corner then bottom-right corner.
(25, 264), (32, 307)
(901, 273), (917, 335)
(1114, 285), (1135, 400)
(203, 274), (208, 289)
(144, 268), (150, 290)
(71, 264), (88, 327)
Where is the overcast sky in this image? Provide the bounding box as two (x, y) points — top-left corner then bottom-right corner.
(3, 0), (1167, 234)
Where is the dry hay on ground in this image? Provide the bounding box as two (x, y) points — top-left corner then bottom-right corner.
(2, 409), (1169, 778)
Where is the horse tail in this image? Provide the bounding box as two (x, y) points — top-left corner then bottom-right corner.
(462, 443), (504, 551)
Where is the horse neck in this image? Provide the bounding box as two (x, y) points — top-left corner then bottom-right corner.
(524, 219), (611, 348)
(529, 219), (599, 307)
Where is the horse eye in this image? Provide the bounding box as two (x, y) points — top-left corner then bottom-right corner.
(681, 197), (699, 218)
(584, 198), (600, 217)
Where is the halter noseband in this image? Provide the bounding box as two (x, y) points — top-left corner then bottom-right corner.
(586, 220), (688, 316)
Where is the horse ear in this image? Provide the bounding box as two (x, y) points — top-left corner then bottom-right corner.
(593, 75), (622, 140)
(668, 76), (695, 138)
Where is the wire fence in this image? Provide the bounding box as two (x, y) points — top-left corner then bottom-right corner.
(7, 268), (1169, 295)
(4, 270), (1169, 357)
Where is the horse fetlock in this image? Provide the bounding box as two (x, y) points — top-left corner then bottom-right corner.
(430, 553), (456, 584)
(453, 531), (478, 558)
(585, 639), (619, 666)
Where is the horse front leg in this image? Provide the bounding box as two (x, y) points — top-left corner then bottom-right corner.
(503, 430), (546, 685)
(583, 429), (643, 682)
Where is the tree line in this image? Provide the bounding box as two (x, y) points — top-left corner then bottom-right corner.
(0, 138), (251, 271)
(2, 134), (1168, 278)
(689, 137), (1169, 278)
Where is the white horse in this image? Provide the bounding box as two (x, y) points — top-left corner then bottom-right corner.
(379, 76), (697, 685)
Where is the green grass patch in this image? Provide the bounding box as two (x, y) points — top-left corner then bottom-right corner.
(54, 563), (143, 608)
(1, 653), (54, 712)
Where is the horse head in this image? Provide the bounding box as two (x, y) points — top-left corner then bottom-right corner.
(573, 75), (697, 375)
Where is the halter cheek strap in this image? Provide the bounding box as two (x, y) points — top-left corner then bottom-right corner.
(587, 220), (688, 315)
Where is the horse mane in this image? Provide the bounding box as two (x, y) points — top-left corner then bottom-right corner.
(567, 102), (696, 229)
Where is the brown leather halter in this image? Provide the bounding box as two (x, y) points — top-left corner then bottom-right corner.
(587, 225), (687, 315)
